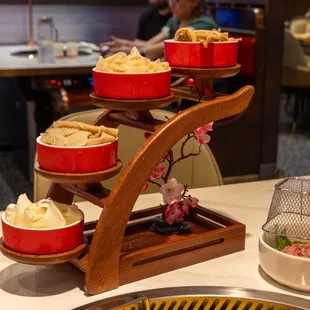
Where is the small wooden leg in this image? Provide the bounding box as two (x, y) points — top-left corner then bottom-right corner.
(47, 183), (74, 205)
(126, 110), (154, 123)
(92, 109), (118, 128)
(196, 78), (213, 93)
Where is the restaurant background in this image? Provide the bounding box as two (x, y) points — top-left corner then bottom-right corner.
(1, 0), (310, 307)
(1, 0), (310, 209)
(0, 3), (145, 45)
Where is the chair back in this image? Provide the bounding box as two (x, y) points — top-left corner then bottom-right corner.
(283, 30), (308, 67)
(290, 18), (306, 35)
(34, 109), (223, 202)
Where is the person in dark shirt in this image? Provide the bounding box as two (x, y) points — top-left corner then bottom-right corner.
(110, 0), (218, 60)
(103, 0), (171, 54)
(136, 1), (172, 41)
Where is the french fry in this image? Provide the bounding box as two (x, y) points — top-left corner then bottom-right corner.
(174, 28), (242, 47)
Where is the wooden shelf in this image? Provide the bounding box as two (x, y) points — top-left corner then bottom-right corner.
(171, 64), (241, 79)
(34, 160), (122, 184)
(0, 239), (87, 265)
(0, 60), (255, 296)
(90, 92), (177, 111)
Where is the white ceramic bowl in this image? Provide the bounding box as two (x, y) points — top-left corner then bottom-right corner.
(259, 231), (310, 292)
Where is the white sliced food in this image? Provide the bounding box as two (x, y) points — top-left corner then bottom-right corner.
(53, 200), (82, 225)
(24, 199), (66, 228)
(15, 193), (32, 226)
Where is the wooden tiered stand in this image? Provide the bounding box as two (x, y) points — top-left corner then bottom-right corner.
(0, 65), (254, 295)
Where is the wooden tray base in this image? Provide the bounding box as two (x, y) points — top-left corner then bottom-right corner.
(0, 238), (87, 265)
(0, 206), (245, 284)
(74, 205), (245, 290)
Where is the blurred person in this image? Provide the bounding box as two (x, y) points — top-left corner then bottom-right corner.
(137, 0), (172, 41)
(110, 0), (218, 59)
(102, 0), (172, 51)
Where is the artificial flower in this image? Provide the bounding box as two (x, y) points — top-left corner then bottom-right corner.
(144, 132), (152, 139)
(196, 134), (211, 144)
(151, 163), (166, 180)
(165, 200), (184, 225)
(194, 122), (213, 144)
(185, 196), (199, 208)
(182, 196), (199, 215)
(160, 178), (184, 204)
(194, 122), (213, 136)
(182, 199), (189, 215)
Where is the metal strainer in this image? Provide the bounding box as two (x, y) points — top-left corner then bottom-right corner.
(262, 177), (310, 240)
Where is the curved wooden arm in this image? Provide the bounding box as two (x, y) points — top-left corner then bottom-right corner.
(85, 85), (254, 294)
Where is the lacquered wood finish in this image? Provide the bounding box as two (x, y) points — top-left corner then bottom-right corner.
(90, 93), (177, 111)
(34, 160), (122, 184)
(171, 64), (241, 79)
(85, 85), (254, 295)
(0, 239), (87, 265)
(1, 65), (254, 297)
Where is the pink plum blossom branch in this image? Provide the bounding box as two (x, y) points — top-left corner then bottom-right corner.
(162, 150), (174, 183)
(172, 144), (202, 168)
(182, 185), (189, 197)
(180, 133), (194, 158)
(148, 179), (162, 187)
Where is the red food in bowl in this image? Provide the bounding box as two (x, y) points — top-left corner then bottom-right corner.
(164, 40), (239, 68)
(1, 211), (84, 255)
(37, 137), (118, 173)
(92, 69), (171, 99)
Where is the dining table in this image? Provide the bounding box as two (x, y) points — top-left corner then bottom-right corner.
(1, 178), (310, 310)
(0, 45), (99, 77)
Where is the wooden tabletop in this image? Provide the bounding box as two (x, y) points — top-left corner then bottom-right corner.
(0, 45), (98, 77)
(1, 179), (310, 309)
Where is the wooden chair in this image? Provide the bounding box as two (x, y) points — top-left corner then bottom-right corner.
(33, 108), (223, 202)
(289, 17), (306, 35)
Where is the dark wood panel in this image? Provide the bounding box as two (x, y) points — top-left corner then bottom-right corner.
(209, 76), (260, 177)
(205, 0), (286, 179)
(283, 0), (310, 20)
(258, 0), (284, 178)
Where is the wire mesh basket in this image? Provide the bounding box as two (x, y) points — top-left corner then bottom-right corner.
(262, 177), (310, 240)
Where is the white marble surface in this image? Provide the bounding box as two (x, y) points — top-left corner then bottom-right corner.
(1, 179), (310, 310)
(0, 45), (98, 73)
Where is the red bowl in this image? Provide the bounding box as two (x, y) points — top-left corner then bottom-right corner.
(164, 40), (239, 68)
(1, 211), (84, 255)
(37, 136), (118, 173)
(92, 68), (171, 99)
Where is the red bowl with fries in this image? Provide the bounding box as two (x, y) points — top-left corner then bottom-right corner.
(92, 69), (171, 99)
(36, 136), (118, 173)
(164, 40), (239, 68)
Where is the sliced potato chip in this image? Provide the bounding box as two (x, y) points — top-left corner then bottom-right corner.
(105, 52), (127, 63)
(127, 66), (147, 73)
(95, 47), (170, 73)
(130, 46), (141, 57)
